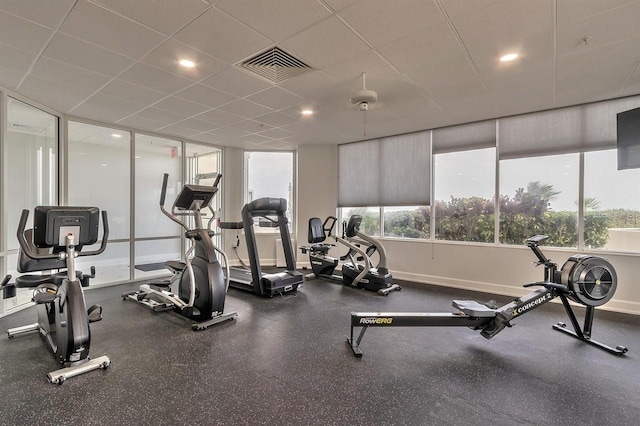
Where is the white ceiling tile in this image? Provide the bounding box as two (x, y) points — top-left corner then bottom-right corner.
(323, 50), (402, 87)
(218, 99), (273, 118)
(278, 70), (345, 99)
(557, 37), (640, 81)
(339, 0), (444, 47)
(217, 0), (331, 42)
(193, 108), (244, 126)
(378, 22), (462, 75)
(280, 16), (370, 69)
(254, 111), (297, 127)
(174, 8), (272, 63)
(175, 84), (237, 108)
(0, 44), (36, 89)
(622, 65), (640, 96)
(135, 107), (189, 124)
(556, 2), (640, 57)
(21, 75), (94, 107)
(240, 134), (274, 144)
(438, 94), (499, 125)
(72, 93), (147, 122)
(245, 87), (304, 110)
(0, 0), (75, 28)
(142, 39), (228, 81)
(43, 33), (134, 77)
(451, 0), (553, 51)
(89, 0), (209, 35)
(60, 0), (165, 59)
(147, 123), (201, 138)
(30, 57), (111, 91)
(0, 10), (52, 53)
(469, 31), (553, 72)
(191, 132), (224, 144)
(556, 0), (638, 25)
(401, 55), (482, 95)
(255, 127), (294, 139)
(154, 96), (211, 117)
(169, 118), (218, 133)
(439, 0), (502, 18)
(201, 67), (273, 97)
(556, 64), (632, 106)
(117, 115), (166, 130)
(492, 83), (555, 116)
(99, 79), (166, 104)
(119, 63), (193, 94)
(322, 0), (360, 12)
(207, 127), (250, 139)
(481, 59), (554, 94)
(229, 119), (273, 133)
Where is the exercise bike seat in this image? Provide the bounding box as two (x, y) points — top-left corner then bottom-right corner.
(15, 271), (83, 288)
(452, 300), (497, 318)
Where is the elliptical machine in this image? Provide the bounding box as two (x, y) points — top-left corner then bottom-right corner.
(301, 215), (401, 296)
(122, 173), (237, 330)
(1, 206), (110, 384)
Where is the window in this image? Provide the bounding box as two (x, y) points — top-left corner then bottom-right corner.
(245, 151), (294, 231)
(584, 149), (640, 251)
(383, 206), (430, 239)
(339, 207), (380, 237)
(499, 153), (579, 247)
(434, 148), (496, 242)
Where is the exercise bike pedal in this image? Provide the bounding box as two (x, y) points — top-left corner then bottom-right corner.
(87, 304), (103, 323)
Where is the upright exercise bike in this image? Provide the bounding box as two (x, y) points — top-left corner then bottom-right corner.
(1, 206), (110, 384)
(123, 173), (237, 330)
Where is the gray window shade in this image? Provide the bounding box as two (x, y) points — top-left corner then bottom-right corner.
(499, 96), (640, 159)
(338, 131), (430, 207)
(433, 120), (496, 154)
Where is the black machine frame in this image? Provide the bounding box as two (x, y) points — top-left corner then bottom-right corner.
(348, 235), (628, 358)
(2, 206), (110, 384)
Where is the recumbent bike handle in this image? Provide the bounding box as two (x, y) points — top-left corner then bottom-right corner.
(16, 209), (109, 260)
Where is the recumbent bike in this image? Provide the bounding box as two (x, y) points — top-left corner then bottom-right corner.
(1, 206), (110, 384)
(348, 235), (627, 357)
(122, 173), (237, 330)
(301, 215), (400, 296)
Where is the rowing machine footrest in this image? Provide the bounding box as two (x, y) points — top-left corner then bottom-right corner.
(452, 300), (498, 318)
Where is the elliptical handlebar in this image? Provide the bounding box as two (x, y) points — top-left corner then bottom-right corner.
(159, 173), (189, 232)
(16, 209), (109, 260)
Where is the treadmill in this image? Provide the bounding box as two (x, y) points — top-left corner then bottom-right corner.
(220, 197), (303, 297)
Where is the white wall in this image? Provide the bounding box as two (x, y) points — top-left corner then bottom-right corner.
(293, 144), (640, 315)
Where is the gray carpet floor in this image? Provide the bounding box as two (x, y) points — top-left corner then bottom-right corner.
(1, 277), (639, 425)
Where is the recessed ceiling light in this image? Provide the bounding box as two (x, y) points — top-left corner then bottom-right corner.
(179, 59), (196, 68)
(111, 133), (122, 138)
(302, 109), (314, 116)
(500, 53), (519, 62)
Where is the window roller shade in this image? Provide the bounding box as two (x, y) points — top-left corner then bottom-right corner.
(338, 131), (430, 207)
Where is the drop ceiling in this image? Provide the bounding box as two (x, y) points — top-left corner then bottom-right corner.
(1, 0), (639, 150)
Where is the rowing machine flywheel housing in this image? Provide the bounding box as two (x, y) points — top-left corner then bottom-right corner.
(558, 254), (617, 307)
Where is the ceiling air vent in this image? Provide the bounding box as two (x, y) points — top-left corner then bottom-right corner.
(239, 46), (312, 84)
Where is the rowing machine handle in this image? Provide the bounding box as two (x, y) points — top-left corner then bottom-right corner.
(523, 281), (567, 291)
(160, 173), (169, 207)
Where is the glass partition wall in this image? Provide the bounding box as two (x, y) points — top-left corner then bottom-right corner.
(2, 97), (58, 311)
(66, 120), (222, 287)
